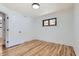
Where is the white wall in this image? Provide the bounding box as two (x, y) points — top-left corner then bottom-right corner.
(0, 4), (34, 47)
(73, 4), (79, 56)
(34, 8), (73, 46)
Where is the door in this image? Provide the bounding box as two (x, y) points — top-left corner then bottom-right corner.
(0, 12), (8, 48)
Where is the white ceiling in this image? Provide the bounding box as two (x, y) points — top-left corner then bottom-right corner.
(2, 3), (73, 18)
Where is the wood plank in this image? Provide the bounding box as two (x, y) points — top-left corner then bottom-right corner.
(3, 40), (76, 56)
(0, 38), (3, 56)
(3, 40), (42, 56)
(23, 41), (49, 56)
(35, 44), (51, 56)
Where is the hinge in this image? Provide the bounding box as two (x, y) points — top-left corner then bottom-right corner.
(7, 29), (9, 31)
(4, 19), (5, 21)
(7, 17), (9, 19)
(7, 41), (9, 43)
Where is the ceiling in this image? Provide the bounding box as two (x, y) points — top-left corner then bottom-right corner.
(2, 3), (73, 18)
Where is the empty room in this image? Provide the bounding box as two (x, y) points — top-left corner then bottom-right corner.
(0, 3), (79, 56)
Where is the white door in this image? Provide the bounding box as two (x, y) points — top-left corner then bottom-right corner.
(0, 12), (9, 48)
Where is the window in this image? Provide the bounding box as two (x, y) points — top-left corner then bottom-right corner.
(43, 18), (57, 27)
(43, 20), (48, 26)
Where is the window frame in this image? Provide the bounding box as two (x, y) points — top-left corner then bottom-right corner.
(42, 18), (57, 27)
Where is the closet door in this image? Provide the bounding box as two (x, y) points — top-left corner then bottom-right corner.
(0, 12), (9, 48)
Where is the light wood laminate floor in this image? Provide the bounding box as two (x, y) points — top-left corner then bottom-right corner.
(3, 40), (76, 56)
(0, 38), (4, 55)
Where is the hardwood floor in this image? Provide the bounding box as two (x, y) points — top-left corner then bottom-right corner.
(0, 38), (3, 55)
(3, 40), (76, 56)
